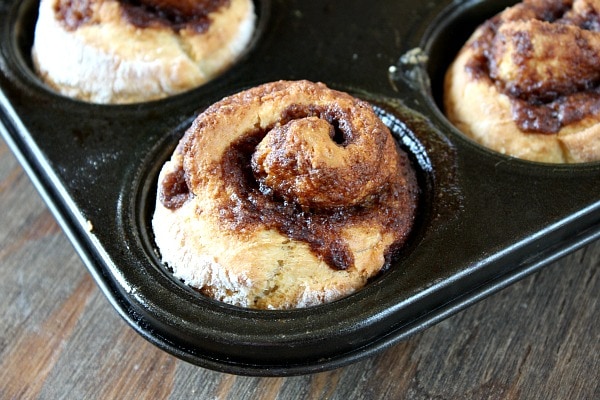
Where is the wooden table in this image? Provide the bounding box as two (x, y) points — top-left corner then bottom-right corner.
(1, 137), (598, 399)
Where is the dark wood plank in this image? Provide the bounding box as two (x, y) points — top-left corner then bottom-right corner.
(1, 138), (598, 399)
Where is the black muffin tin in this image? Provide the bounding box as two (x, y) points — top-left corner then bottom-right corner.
(1, 0), (599, 376)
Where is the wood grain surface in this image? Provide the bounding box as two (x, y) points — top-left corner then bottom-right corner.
(1, 137), (598, 400)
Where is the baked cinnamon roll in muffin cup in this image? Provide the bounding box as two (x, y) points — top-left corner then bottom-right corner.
(444, 0), (600, 163)
(31, 0), (256, 104)
(152, 80), (420, 309)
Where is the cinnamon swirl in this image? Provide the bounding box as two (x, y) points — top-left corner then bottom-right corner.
(31, 0), (255, 104)
(152, 80), (419, 309)
(444, 0), (600, 163)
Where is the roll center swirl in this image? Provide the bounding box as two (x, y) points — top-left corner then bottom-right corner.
(251, 105), (391, 209)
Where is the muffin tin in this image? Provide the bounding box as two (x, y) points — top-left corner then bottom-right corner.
(1, 0), (599, 376)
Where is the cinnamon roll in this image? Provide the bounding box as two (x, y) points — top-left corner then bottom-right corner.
(152, 80), (419, 309)
(31, 0), (255, 104)
(444, 0), (600, 163)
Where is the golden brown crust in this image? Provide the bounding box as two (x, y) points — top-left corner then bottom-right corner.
(444, 0), (600, 163)
(152, 80), (419, 309)
(31, 0), (255, 103)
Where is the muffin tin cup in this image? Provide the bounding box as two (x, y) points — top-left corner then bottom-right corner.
(1, 0), (599, 376)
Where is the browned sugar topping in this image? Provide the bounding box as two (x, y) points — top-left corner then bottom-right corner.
(159, 165), (191, 210)
(120, 0), (229, 33)
(55, 0), (229, 32)
(465, 0), (600, 133)
(54, 0), (94, 29)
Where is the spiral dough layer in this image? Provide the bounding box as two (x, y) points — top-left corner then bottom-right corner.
(152, 80), (419, 309)
(444, 0), (600, 163)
